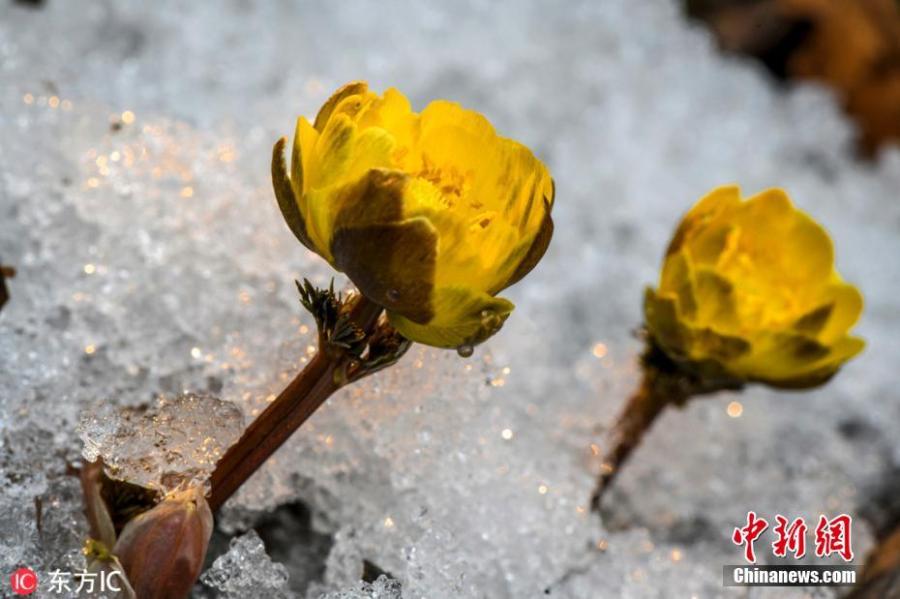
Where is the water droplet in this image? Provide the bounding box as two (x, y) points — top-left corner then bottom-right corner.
(456, 344), (474, 358)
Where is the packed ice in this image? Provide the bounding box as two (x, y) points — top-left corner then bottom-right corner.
(1, 0), (898, 598)
(200, 530), (290, 599)
(318, 576), (402, 599)
(78, 392), (244, 494)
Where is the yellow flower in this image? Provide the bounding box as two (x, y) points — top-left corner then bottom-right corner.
(644, 185), (864, 389)
(273, 81), (554, 349)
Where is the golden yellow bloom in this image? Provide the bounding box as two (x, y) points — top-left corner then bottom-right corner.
(273, 82), (554, 349)
(644, 185), (864, 388)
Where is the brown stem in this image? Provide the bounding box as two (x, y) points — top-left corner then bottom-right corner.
(207, 295), (384, 512)
(589, 337), (743, 512)
(590, 370), (679, 512)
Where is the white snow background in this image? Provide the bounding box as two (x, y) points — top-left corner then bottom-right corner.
(1, 1), (899, 597)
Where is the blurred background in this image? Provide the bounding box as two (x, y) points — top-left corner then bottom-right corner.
(1, 1), (898, 597)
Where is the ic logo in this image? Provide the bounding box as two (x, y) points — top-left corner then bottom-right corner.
(10, 567), (38, 595)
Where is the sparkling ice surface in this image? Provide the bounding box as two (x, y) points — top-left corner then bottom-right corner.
(1, 1), (899, 598)
(201, 530), (291, 599)
(78, 392), (243, 494)
(318, 576), (403, 599)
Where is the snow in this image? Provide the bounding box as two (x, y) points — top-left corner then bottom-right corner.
(1, 0), (898, 597)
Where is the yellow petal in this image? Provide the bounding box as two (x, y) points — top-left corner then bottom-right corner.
(398, 109), (553, 294)
(309, 114), (394, 189)
(658, 251), (697, 320)
(419, 100), (499, 151)
(746, 332), (829, 380)
(388, 287), (514, 349)
(783, 211), (834, 285)
(357, 87), (417, 161)
(667, 184), (741, 256)
(292, 116), (319, 196)
(305, 124), (397, 256)
(746, 334), (865, 389)
(822, 335), (866, 372)
(817, 282), (864, 343)
(313, 81), (370, 132)
(725, 189), (833, 289)
(686, 222), (735, 266)
(692, 267), (739, 330)
(495, 203), (554, 292)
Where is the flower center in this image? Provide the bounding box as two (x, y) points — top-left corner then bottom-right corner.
(719, 230), (800, 330)
(415, 155), (469, 207)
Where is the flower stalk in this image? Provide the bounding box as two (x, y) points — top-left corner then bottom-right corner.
(590, 367), (671, 511)
(590, 340), (741, 510)
(208, 283), (408, 512)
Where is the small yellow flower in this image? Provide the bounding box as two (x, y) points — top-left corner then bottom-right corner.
(644, 185), (864, 388)
(273, 82), (554, 349)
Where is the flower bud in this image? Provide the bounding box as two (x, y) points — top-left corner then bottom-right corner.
(644, 185), (864, 389)
(113, 487), (213, 599)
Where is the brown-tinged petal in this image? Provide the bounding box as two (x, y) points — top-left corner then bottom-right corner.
(760, 335), (864, 389)
(793, 303), (835, 335)
(331, 217), (438, 324)
(331, 168), (408, 230)
(272, 137), (315, 252)
(496, 196), (554, 293)
(666, 185), (740, 256)
(690, 326), (752, 362)
(644, 288), (690, 359)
